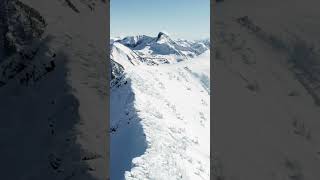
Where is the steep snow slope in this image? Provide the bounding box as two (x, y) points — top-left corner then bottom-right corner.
(213, 1), (320, 180)
(110, 51), (210, 179)
(110, 42), (141, 69)
(0, 0), (108, 179)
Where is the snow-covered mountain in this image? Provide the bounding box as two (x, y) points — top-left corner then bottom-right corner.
(110, 42), (142, 68)
(118, 32), (209, 58)
(117, 35), (154, 49)
(110, 32), (210, 81)
(110, 33), (210, 179)
(213, 1), (320, 180)
(0, 0), (108, 179)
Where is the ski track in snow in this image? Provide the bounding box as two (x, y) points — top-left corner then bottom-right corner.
(110, 51), (210, 180)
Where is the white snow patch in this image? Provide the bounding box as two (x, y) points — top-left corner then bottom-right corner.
(111, 51), (210, 180)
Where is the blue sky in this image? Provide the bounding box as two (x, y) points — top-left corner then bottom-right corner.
(110, 0), (210, 40)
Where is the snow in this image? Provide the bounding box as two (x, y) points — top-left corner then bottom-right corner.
(110, 47), (210, 179)
(213, 1), (320, 179)
(111, 42), (141, 69)
(0, 0), (108, 179)
(111, 33), (210, 66)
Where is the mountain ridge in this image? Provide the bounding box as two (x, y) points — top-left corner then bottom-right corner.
(110, 32), (210, 82)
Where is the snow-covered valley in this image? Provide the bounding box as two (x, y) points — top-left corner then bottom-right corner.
(110, 33), (210, 180)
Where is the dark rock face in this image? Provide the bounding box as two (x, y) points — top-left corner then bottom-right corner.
(5, 0), (47, 56)
(110, 59), (124, 80)
(0, 0), (48, 87)
(0, 0), (9, 59)
(0, 0), (46, 60)
(156, 31), (169, 40)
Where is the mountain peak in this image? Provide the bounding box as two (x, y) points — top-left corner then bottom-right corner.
(157, 31), (170, 39)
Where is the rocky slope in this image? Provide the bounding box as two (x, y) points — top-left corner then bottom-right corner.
(0, 0), (108, 179)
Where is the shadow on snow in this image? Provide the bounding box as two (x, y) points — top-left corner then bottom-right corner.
(110, 78), (147, 180)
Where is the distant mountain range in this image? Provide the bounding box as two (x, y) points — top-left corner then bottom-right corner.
(110, 32), (210, 81)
